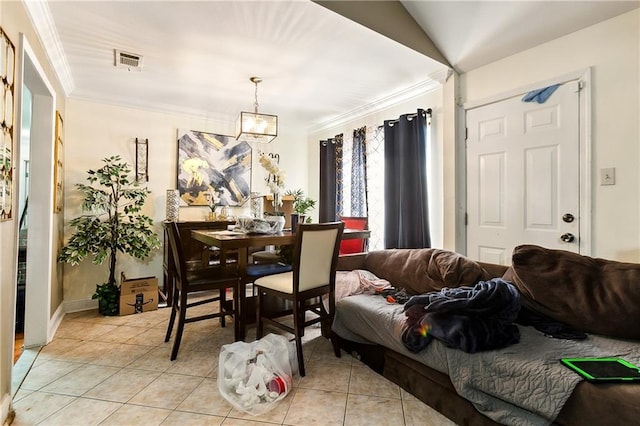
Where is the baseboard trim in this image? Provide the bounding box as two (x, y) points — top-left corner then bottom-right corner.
(1, 393), (13, 426)
(48, 303), (65, 342)
(63, 298), (98, 314)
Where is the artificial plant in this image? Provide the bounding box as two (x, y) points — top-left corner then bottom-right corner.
(286, 188), (316, 222)
(58, 155), (161, 315)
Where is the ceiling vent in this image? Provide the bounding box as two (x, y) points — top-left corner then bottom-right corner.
(114, 49), (143, 71)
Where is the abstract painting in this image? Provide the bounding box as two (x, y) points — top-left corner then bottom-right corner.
(177, 129), (252, 207)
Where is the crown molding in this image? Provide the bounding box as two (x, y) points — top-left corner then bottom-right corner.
(23, 0), (75, 95)
(308, 78), (442, 134)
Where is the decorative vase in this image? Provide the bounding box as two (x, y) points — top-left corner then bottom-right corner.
(272, 192), (281, 212)
(166, 189), (180, 221)
(265, 215), (286, 233)
(250, 192), (263, 218)
(218, 206), (229, 220)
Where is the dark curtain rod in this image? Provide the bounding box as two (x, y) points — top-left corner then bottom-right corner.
(321, 133), (343, 146)
(378, 108), (432, 129)
(321, 106), (433, 144)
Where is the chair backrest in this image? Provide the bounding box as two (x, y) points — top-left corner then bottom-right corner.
(165, 221), (187, 288)
(338, 216), (368, 255)
(293, 222), (344, 293)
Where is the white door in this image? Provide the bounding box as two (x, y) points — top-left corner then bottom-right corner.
(466, 81), (580, 264)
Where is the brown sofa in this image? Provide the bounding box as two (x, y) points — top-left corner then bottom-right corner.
(335, 245), (640, 426)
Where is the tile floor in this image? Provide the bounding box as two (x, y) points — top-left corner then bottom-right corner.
(10, 293), (456, 426)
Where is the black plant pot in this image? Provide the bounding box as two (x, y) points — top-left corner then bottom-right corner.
(290, 213), (300, 233)
(95, 283), (120, 316)
(98, 299), (119, 316)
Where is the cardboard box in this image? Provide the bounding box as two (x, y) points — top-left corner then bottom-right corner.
(119, 274), (158, 315)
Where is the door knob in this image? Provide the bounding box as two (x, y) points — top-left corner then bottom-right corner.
(560, 233), (575, 243)
(562, 213), (574, 223)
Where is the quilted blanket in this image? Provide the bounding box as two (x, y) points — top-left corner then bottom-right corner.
(333, 294), (640, 426)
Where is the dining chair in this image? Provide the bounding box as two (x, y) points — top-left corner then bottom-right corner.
(164, 221), (240, 360)
(250, 248), (284, 264)
(338, 216), (368, 255)
(253, 222), (344, 376)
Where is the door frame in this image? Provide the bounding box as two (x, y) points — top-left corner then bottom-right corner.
(13, 34), (57, 348)
(458, 68), (592, 257)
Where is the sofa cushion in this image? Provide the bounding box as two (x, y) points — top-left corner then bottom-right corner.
(363, 248), (491, 295)
(503, 244), (640, 339)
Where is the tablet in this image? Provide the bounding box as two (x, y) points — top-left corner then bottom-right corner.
(560, 357), (640, 382)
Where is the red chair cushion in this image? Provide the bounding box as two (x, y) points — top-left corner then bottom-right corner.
(339, 217), (368, 255)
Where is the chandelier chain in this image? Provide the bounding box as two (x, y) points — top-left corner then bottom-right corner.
(254, 80), (259, 113)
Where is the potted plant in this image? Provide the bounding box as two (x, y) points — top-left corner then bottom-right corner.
(58, 156), (161, 316)
(286, 189), (316, 226)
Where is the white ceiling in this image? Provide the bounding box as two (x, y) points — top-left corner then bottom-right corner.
(28, 1), (639, 134)
(403, 0), (639, 73)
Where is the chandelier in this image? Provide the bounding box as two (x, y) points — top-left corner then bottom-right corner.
(236, 76), (278, 143)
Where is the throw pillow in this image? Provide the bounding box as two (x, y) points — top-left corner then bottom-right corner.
(364, 248), (491, 295)
(504, 244), (640, 339)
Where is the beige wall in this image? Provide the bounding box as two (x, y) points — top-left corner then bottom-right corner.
(63, 99), (309, 303)
(459, 9), (640, 261)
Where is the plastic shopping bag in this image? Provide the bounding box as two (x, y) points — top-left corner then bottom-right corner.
(218, 333), (298, 416)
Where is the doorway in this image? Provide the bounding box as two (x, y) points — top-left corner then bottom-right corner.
(14, 85), (32, 363)
(464, 72), (592, 264)
(11, 34), (56, 389)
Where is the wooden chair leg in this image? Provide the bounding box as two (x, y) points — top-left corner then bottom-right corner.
(170, 290), (188, 361)
(233, 284), (241, 342)
(323, 305), (334, 338)
(293, 299), (306, 377)
(330, 329), (342, 358)
(298, 301), (306, 338)
(320, 303), (330, 338)
(164, 288), (179, 342)
(256, 289), (265, 339)
(220, 288), (226, 328)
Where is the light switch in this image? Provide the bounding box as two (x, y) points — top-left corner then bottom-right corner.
(601, 168), (615, 185)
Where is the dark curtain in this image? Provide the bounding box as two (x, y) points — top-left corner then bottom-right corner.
(335, 134), (344, 216)
(319, 134), (343, 222)
(351, 127), (368, 217)
(384, 109), (431, 248)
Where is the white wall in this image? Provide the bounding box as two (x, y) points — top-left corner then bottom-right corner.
(307, 87), (445, 247)
(459, 9), (640, 262)
(63, 99), (309, 302)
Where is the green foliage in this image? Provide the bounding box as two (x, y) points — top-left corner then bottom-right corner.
(93, 282), (120, 316)
(58, 156), (161, 309)
(286, 188), (316, 215)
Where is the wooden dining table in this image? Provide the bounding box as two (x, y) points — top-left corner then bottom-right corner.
(191, 227), (370, 341)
